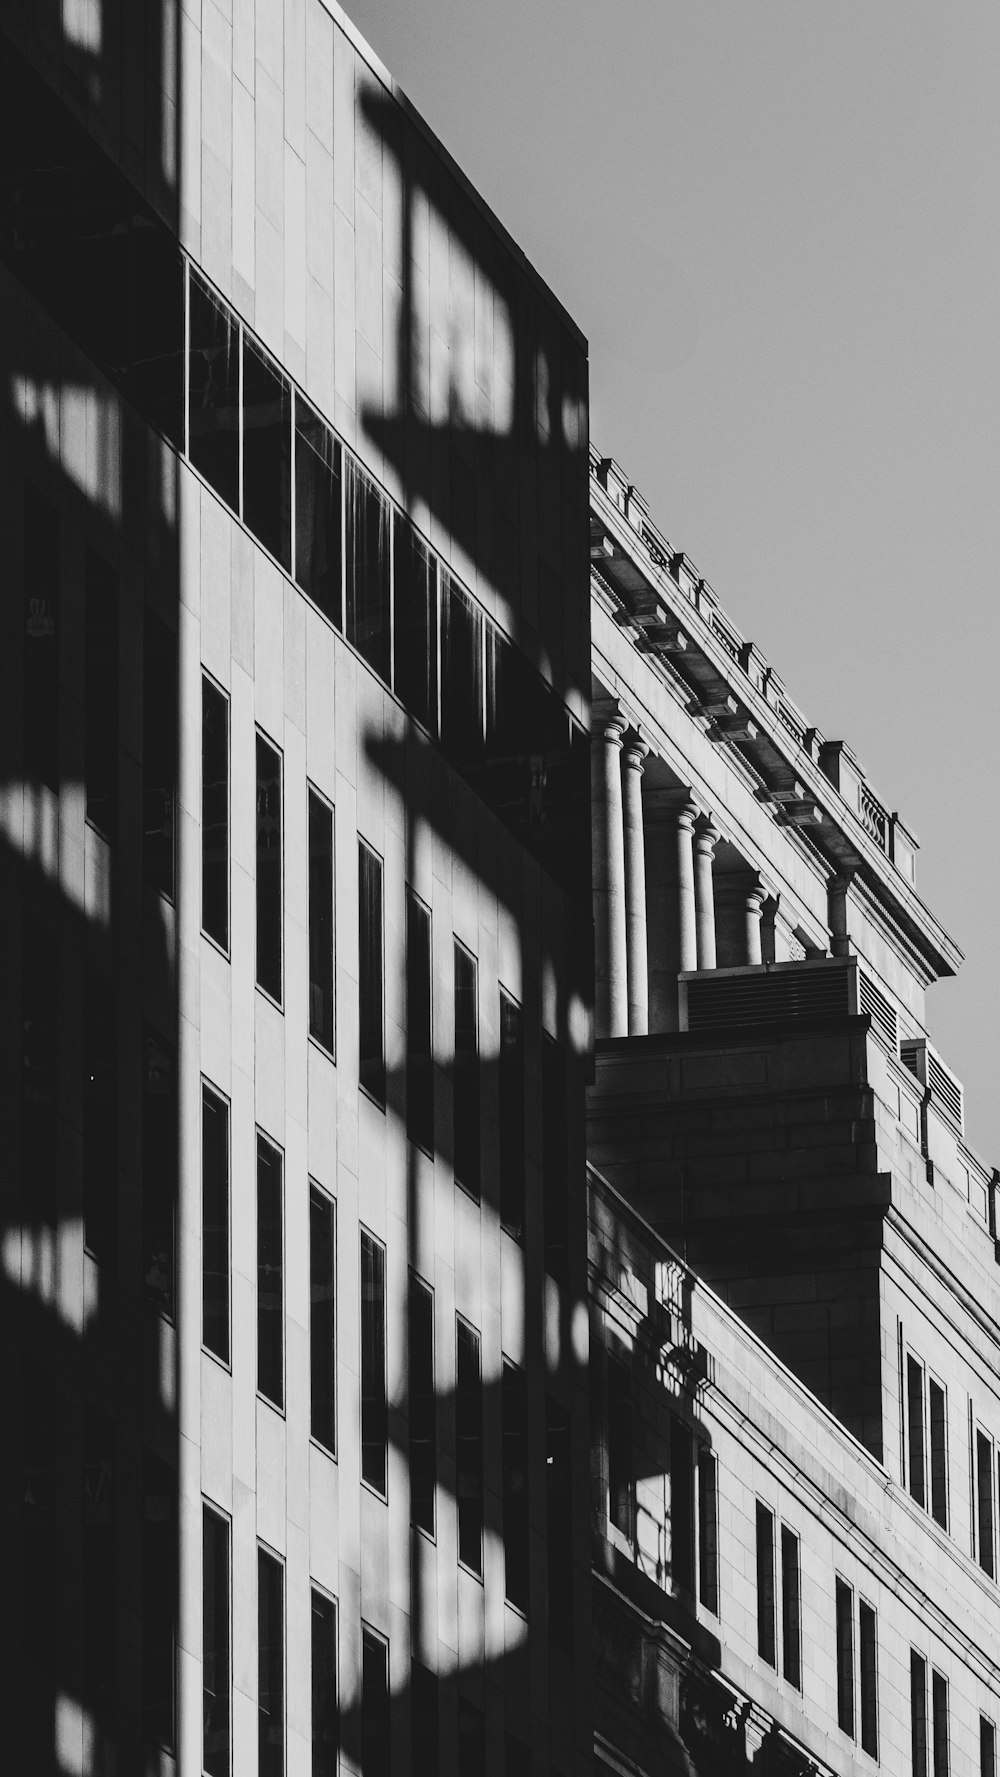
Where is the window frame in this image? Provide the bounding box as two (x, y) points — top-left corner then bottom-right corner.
(307, 784), (336, 1057)
(256, 1129), (285, 1412)
(202, 1080), (232, 1367)
(255, 728), (284, 1007)
(308, 1180), (337, 1459)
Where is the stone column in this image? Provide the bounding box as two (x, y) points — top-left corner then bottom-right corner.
(828, 870), (855, 958)
(675, 801), (699, 975)
(693, 814), (720, 971)
(745, 882), (766, 966)
(621, 733), (649, 1035)
(592, 714), (629, 1037)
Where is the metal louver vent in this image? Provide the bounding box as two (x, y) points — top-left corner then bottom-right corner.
(858, 972), (898, 1054)
(684, 965), (851, 1031)
(900, 1039), (964, 1135)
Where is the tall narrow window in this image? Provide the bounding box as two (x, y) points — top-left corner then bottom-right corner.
(932, 1670), (949, 1777)
(85, 546), (118, 841)
(358, 843), (385, 1103)
(258, 1546), (284, 1777)
(607, 1355), (633, 1539)
(859, 1599), (879, 1758)
(671, 1417), (695, 1597)
(256, 734), (282, 1001)
(698, 1449), (719, 1615)
(453, 943), (479, 1195)
(411, 1662), (439, 1772)
(542, 1037), (569, 1282)
(309, 1184), (336, 1455)
(911, 1652), (928, 1777)
(755, 1503), (776, 1666)
(23, 485), (59, 791)
(780, 1526), (801, 1689)
(929, 1379), (948, 1530)
(202, 1086), (230, 1363)
(836, 1579), (855, 1738)
(498, 994), (525, 1239)
(308, 790), (334, 1052)
(202, 678), (229, 949)
(188, 274), (239, 510)
(82, 1409), (115, 1722)
(406, 894), (433, 1152)
(360, 1230), (387, 1494)
(409, 1276), (436, 1535)
(21, 915), (57, 1226)
(457, 1319), (483, 1574)
(142, 1453), (176, 1752)
(83, 973), (116, 1263)
(243, 337), (291, 570)
(311, 1591), (338, 1777)
(143, 1029), (176, 1314)
(257, 1136), (284, 1408)
(361, 1627), (390, 1777)
(977, 1430), (995, 1577)
(502, 1361), (529, 1611)
(459, 1698), (485, 1777)
(345, 463), (391, 683)
(294, 398), (342, 625)
(143, 611), (176, 897)
(203, 1505), (231, 1777)
(981, 1717), (996, 1777)
(546, 1394), (572, 1647)
(441, 576), (484, 770)
(393, 525), (437, 731)
(907, 1354), (926, 1508)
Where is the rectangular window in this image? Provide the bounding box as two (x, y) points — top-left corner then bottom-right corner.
(393, 525), (437, 731)
(85, 546), (118, 841)
(361, 1230), (387, 1494)
(406, 893), (433, 1152)
(130, 217), (185, 447)
(755, 1503), (776, 1667)
(308, 790), (335, 1053)
(143, 611), (176, 897)
(21, 915), (57, 1226)
(256, 734), (283, 1002)
(498, 993), (525, 1239)
(441, 575), (484, 769)
(202, 1085), (230, 1362)
(780, 1526), (801, 1689)
(502, 1360), (529, 1612)
(911, 1651), (928, 1777)
(202, 677), (229, 949)
(457, 1319), (484, 1574)
(459, 1698), (485, 1777)
(83, 972), (116, 1263)
(345, 462), (391, 683)
(411, 1662), (439, 1772)
(698, 1449), (719, 1615)
(309, 1184), (336, 1455)
(929, 1378), (948, 1529)
(361, 1627), (390, 1777)
(453, 942), (480, 1195)
(546, 1394), (572, 1648)
(294, 397), (342, 625)
(981, 1717), (996, 1777)
(243, 337), (291, 570)
(836, 1579), (855, 1737)
(257, 1135), (284, 1408)
(311, 1590), (338, 1777)
(977, 1430), (995, 1577)
(358, 843), (385, 1103)
(542, 1037), (569, 1282)
(82, 1408), (115, 1719)
(203, 1505), (231, 1777)
(932, 1670), (949, 1777)
(907, 1354), (926, 1508)
(607, 1355), (633, 1539)
(143, 1029), (176, 1315)
(671, 1417), (695, 1597)
(23, 484), (59, 792)
(860, 1599), (879, 1758)
(142, 1453), (176, 1752)
(188, 273), (240, 511)
(258, 1546), (284, 1777)
(409, 1276), (436, 1535)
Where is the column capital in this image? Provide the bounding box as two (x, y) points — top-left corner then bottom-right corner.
(643, 788), (698, 829)
(693, 812), (720, 853)
(621, 730), (650, 771)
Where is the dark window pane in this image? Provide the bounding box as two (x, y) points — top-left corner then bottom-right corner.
(361, 1628), (389, 1777)
(308, 791), (334, 1051)
(20, 1355), (58, 1670)
(258, 1547), (284, 1777)
(907, 1355), (926, 1507)
(932, 1670), (949, 1777)
(459, 1698), (485, 1777)
(82, 1408), (115, 1718)
(256, 734), (282, 1001)
(406, 894), (433, 1152)
(502, 1361), (529, 1611)
(780, 1525), (801, 1689)
(310, 1185), (336, 1455)
(257, 1136), (284, 1407)
(608, 1356), (632, 1539)
(143, 610), (176, 897)
(977, 1431), (994, 1576)
(130, 222), (185, 447)
(23, 485), (59, 791)
(21, 914), (57, 1225)
(85, 546), (118, 841)
(836, 1578), (854, 1737)
(243, 337), (291, 568)
(911, 1652), (928, 1777)
(499, 994), (525, 1239)
(542, 1037), (568, 1282)
(981, 1717), (996, 1777)
(393, 525), (437, 730)
(203, 1507), (231, 1777)
(929, 1379), (947, 1529)
(672, 1417), (695, 1597)
(361, 1230), (387, 1493)
(142, 1453), (176, 1751)
(202, 1087), (230, 1362)
(457, 1320), (483, 1574)
(311, 1592), (338, 1777)
(411, 1662), (438, 1772)
(546, 1395), (572, 1647)
(189, 274), (239, 510)
(755, 1502), (776, 1666)
(83, 972), (116, 1263)
(143, 1030), (175, 1314)
(859, 1600), (878, 1758)
(453, 943), (479, 1195)
(441, 576), (484, 770)
(698, 1449), (719, 1614)
(345, 462), (391, 682)
(294, 399), (342, 625)
(358, 844), (385, 1103)
(409, 1277), (436, 1535)
(202, 679), (229, 948)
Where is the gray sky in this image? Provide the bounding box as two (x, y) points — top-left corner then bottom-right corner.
(346, 0), (1000, 1160)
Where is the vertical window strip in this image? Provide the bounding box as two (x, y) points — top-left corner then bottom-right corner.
(671, 1417), (695, 1597)
(360, 1230), (387, 1494)
(143, 1028), (176, 1316)
(309, 1184), (336, 1456)
(929, 1378), (948, 1530)
(542, 1036), (569, 1282)
(908, 1354), (926, 1508)
(836, 1579), (855, 1738)
(83, 970), (117, 1263)
(755, 1503), (776, 1667)
(203, 1505), (231, 1777)
(258, 1546), (285, 1777)
(143, 610), (177, 898)
(697, 1449), (719, 1615)
(411, 1661), (439, 1771)
(453, 942), (480, 1195)
(85, 545), (119, 842)
(911, 1651), (928, 1777)
(780, 1525), (801, 1689)
(142, 1453), (176, 1751)
(502, 1360), (529, 1612)
(202, 676), (230, 949)
(255, 733), (283, 1002)
(607, 1355), (633, 1541)
(202, 1084), (230, 1363)
(23, 484), (60, 792)
(406, 893), (433, 1152)
(859, 1599), (879, 1758)
(257, 1134), (284, 1408)
(457, 1318), (484, 1574)
(932, 1670), (949, 1777)
(361, 1626), (390, 1777)
(498, 992), (525, 1239)
(358, 843), (385, 1104)
(981, 1716), (996, 1777)
(308, 789), (335, 1053)
(409, 1275), (436, 1536)
(977, 1430), (995, 1577)
(546, 1394), (573, 1647)
(310, 1590), (338, 1777)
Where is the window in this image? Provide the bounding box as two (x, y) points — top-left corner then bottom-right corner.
(294, 397), (342, 625)
(929, 1379), (948, 1529)
(860, 1599), (879, 1758)
(502, 1361), (529, 1611)
(836, 1579), (855, 1737)
(85, 546), (118, 841)
(143, 611), (176, 897)
(308, 790), (335, 1052)
(203, 1505), (231, 1777)
(345, 462), (391, 683)
(23, 485), (59, 792)
(142, 1453), (176, 1752)
(256, 734), (283, 1002)
(459, 1698), (485, 1777)
(756, 1503), (776, 1667)
(780, 1526), (801, 1690)
(21, 914), (57, 1226)
(607, 1355), (633, 1540)
(907, 1353), (926, 1507)
(394, 525), (437, 731)
(453, 942), (479, 1194)
(932, 1670), (949, 1777)
(202, 677), (229, 949)
(976, 1427), (995, 1578)
(360, 1230), (387, 1494)
(542, 1037), (569, 1282)
(457, 1319), (484, 1574)
(258, 1546), (284, 1777)
(83, 972), (116, 1263)
(361, 1627), (390, 1777)
(409, 1277), (436, 1535)
(406, 894), (433, 1152)
(358, 843), (385, 1103)
(911, 1651), (928, 1777)
(143, 1030), (176, 1315)
(498, 993), (525, 1239)
(188, 273), (239, 509)
(202, 1085), (230, 1363)
(311, 1590), (338, 1777)
(309, 1185), (336, 1455)
(981, 1717), (996, 1777)
(411, 1662), (439, 1771)
(546, 1394), (572, 1647)
(672, 1416), (695, 1597)
(243, 336), (291, 570)
(698, 1449), (719, 1615)
(82, 1409), (115, 1719)
(257, 1135), (284, 1408)
(440, 576), (484, 769)
(906, 1350), (948, 1529)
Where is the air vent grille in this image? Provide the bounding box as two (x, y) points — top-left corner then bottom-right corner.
(928, 1053), (963, 1131)
(859, 972), (898, 1054)
(685, 966), (851, 1031)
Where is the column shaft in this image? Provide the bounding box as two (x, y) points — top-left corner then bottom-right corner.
(676, 804), (698, 975)
(694, 817), (720, 971)
(592, 718), (629, 1036)
(621, 736), (649, 1035)
(745, 887), (765, 966)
